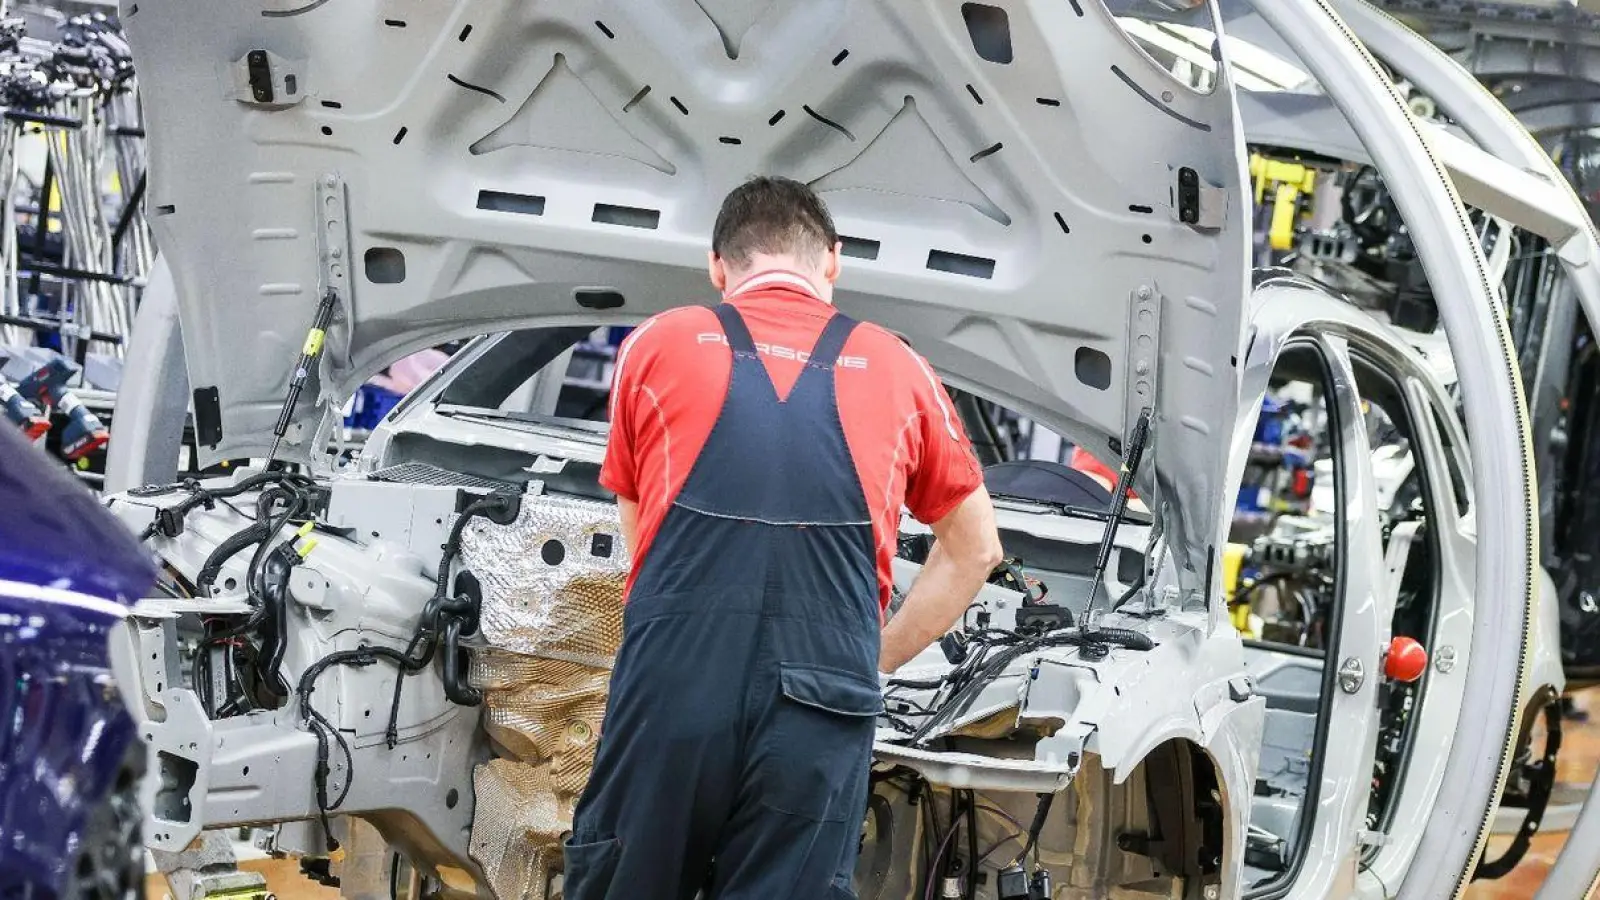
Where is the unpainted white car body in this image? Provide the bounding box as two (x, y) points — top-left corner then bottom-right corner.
(99, 0), (1575, 898)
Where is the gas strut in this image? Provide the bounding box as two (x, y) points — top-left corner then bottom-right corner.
(1080, 408), (1153, 627)
(266, 288), (339, 464)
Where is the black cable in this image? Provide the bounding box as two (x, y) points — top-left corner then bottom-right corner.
(910, 628), (1154, 745)
(1109, 569), (1148, 612)
(385, 491), (521, 737)
(298, 646), (412, 850)
(965, 790), (979, 899)
(384, 629), (434, 748)
(137, 471), (315, 541)
(1017, 793), (1055, 867)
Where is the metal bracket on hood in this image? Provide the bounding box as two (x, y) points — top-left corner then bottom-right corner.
(315, 173), (355, 374)
(1173, 165), (1227, 232)
(1124, 284), (1163, 453)
(228, 49), (306, 109)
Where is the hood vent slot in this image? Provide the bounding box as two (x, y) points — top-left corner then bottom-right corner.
(478, 191), (545, 217)
(592, 204), (659, 230)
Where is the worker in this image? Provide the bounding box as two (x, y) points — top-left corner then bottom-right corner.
(563, 176), (1004, 900)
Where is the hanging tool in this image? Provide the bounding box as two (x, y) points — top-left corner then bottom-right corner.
(0, 378), (49, 440)
(16, 354), (108, 459)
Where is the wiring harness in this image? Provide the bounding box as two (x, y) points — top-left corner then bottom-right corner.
(882, 621), (1153, 747)
(295, 488), (522, 851)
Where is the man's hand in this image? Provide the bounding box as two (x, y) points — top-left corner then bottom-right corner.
(879, 485), (1003, 674)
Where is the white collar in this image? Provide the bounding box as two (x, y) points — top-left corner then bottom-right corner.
(723, 269), (824, 301)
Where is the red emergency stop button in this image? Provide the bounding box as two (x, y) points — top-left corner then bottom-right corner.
(1385, 636), (1428, 683)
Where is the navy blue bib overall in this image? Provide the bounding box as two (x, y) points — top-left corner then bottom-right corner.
(562, 303), (882, 900)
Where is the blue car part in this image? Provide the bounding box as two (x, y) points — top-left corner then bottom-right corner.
(0, 421), (154, 899)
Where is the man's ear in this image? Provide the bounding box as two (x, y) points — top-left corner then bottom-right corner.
(708, 251), (727, 292)
(823, 242), (843, 284)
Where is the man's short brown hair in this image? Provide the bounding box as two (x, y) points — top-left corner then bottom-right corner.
(712, 176), (839, 270)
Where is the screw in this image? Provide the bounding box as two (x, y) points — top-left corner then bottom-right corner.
(1136, 360), (1150, 375)
(1204, 885), (1220, 900)
(1435, 645), (1458, 674)
(324, 175), (337, 187)
(1137, 286), (1152, 300)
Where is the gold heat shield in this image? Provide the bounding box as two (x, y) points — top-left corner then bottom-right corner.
(458, 495), (629, 900)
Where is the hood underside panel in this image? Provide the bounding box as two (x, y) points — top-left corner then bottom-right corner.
(126, 0), (1250, 596)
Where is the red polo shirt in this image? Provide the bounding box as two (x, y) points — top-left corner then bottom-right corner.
(599, 276), (983, 612)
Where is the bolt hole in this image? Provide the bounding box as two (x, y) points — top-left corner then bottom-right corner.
(596, 20), (615, 39)
(1141, 234), (1152, 244)
(832, 49), (849, 66)
(321, 125), (333, 136)
(768, 110), (786, 125)
(541, 540), (567, 566)
(1054, 212), (1070, 234)
(446, 789), (459, 809)
(243, 766), (250, 776)
(393, 127), (408, 145)
(670, 96), (689, 116)
(458, 24), (473, 41)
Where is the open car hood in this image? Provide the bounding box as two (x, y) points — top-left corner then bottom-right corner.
(126, 0), (1250, 598)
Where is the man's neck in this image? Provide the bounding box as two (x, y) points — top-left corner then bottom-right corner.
(725, 268), (832, 304)
(725, 255), (832, 303)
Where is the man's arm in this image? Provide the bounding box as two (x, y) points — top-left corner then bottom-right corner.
(879, 485), (1003, 674)
(617, 497), (640, 558)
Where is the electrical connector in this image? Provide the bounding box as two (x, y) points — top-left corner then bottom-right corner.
(940, 630), (970, 664)
(997, 865), (1029, 900)
(1029, 868), (1052, 899)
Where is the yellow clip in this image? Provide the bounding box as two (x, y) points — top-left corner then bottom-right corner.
(297, 521), (316, 538)
(303, 328), (326, 356)
(297, 538), (319, 559)
(1269, 186), (1300, 251)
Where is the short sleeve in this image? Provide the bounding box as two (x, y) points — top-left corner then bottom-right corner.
(598, 330), (646, 502)
(902, 352), (983, 524)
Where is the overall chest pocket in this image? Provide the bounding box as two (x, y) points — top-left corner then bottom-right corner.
(759, 663), (883, 822)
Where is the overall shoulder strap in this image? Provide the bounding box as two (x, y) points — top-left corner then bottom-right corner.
(713, 303), (757, 354)
(805, 313), (860, 368)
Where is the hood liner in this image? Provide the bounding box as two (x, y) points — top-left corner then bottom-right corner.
(126, 0), (1250, 599)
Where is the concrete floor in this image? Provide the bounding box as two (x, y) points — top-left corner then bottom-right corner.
(145, 690), (1600, 900)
